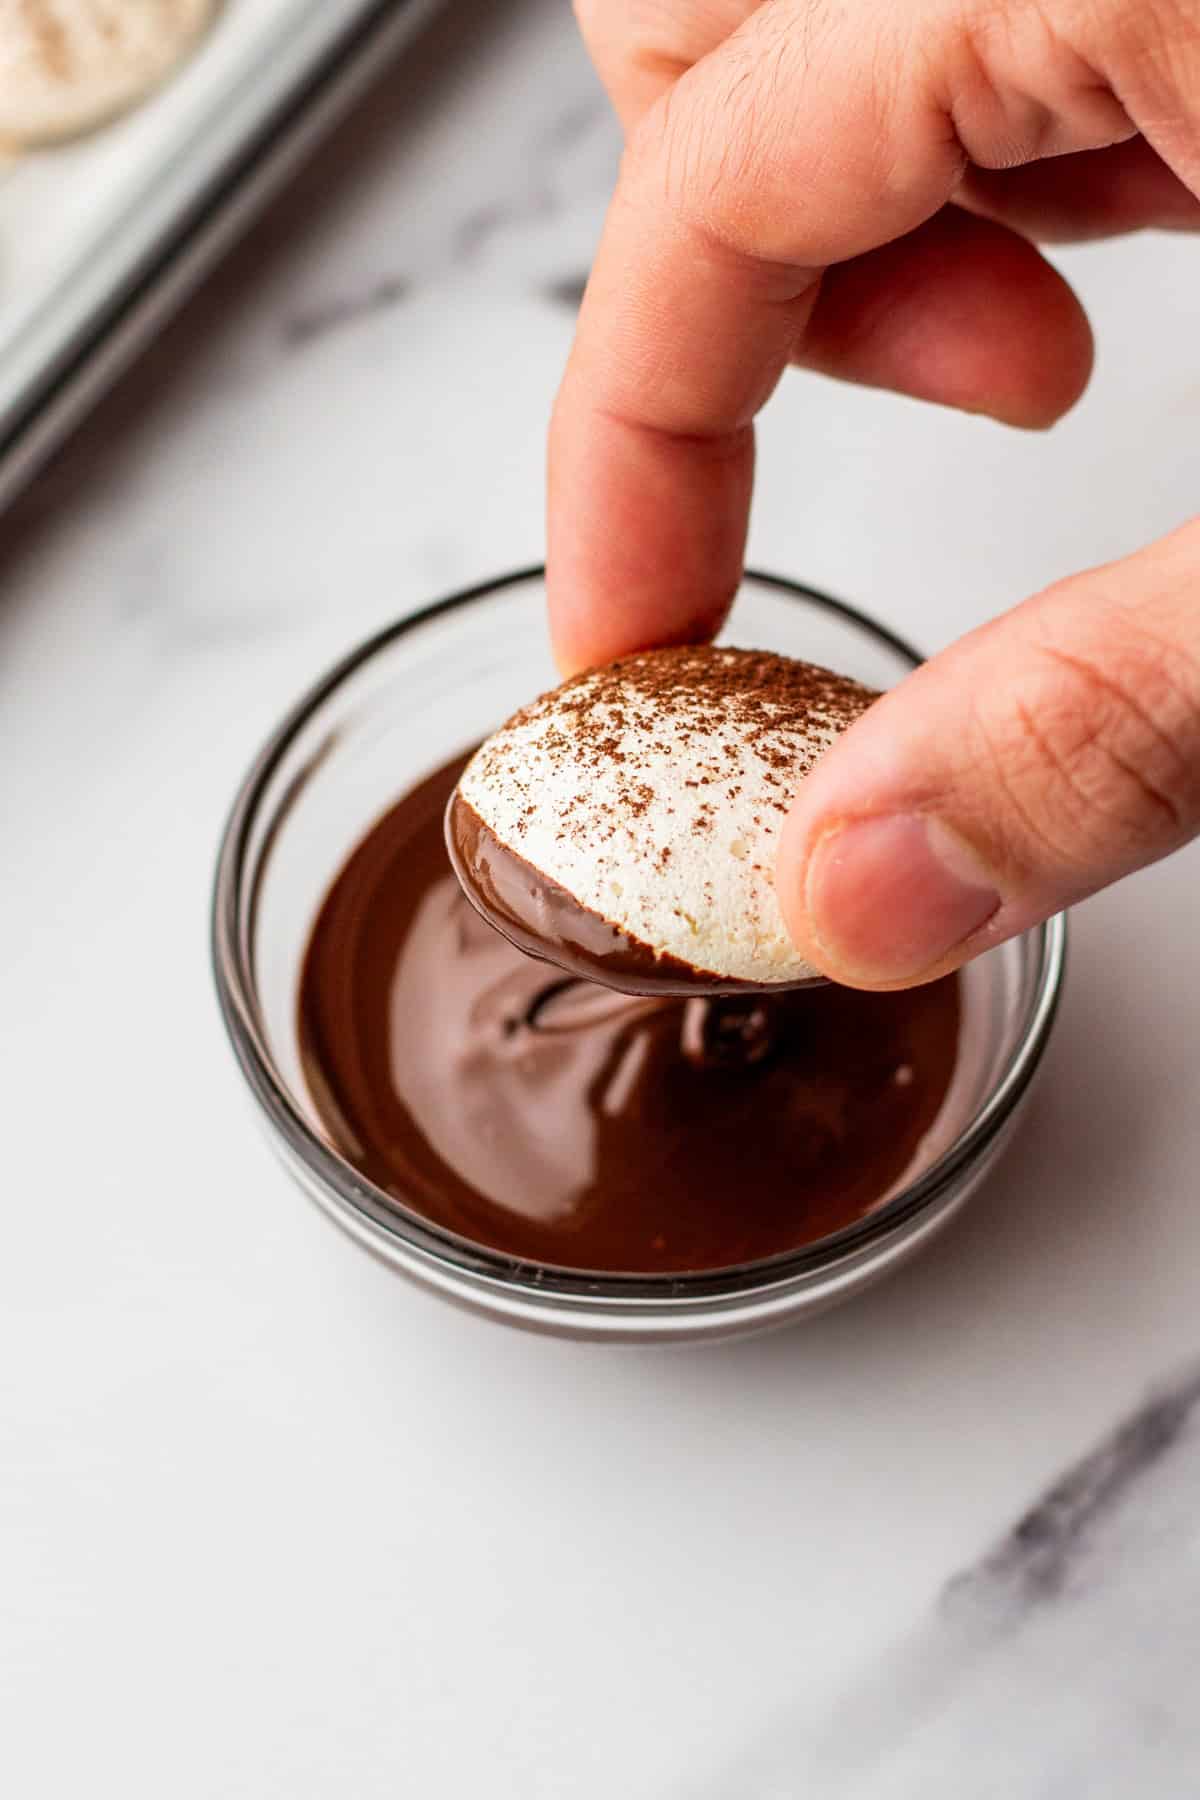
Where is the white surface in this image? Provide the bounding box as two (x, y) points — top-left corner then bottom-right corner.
(3, 0), (1200, 1792)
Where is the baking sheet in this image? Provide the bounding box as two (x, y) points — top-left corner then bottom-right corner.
(0, 0), (442, 481)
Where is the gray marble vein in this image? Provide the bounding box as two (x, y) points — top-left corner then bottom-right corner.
(281, 275), (412, 347)
(694, 1365), (1200, 1798)
(542, 271), (589, 310)
(449, 97), (610, 270)
(254, 0), (618, 354)
(949, 1373), (1200, 1616)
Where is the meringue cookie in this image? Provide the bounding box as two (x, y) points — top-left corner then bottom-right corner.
(0, 0), (220, 146)
(448, 645), (879, 993)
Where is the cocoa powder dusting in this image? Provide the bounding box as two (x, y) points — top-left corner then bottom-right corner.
(468, 645), (877, 863)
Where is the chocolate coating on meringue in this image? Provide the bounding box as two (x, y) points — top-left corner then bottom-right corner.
(446, 792), (801, 996)
(450, 645), (879, 993)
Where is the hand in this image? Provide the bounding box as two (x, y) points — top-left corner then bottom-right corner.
(548, 0), (1200, 988)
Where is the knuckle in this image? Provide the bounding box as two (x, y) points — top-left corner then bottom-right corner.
(947, 0), (1138, 164)
(973, 603), (1200, 871)
(630, 5), (809, 257)
(623, 80), (696, 206)
(630, 2), (953, 267)
(676, 35), (783, 224)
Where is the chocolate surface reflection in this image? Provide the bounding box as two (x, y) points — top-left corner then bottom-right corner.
(298, 753), (962, 1275)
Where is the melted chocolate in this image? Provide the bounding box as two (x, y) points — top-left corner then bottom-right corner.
(297, 753), (962, 1276)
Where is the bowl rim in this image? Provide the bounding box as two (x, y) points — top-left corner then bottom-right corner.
(212, 564), (1067, 1310)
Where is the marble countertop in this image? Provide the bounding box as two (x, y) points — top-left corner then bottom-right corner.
(4, 2), (1200, 1793)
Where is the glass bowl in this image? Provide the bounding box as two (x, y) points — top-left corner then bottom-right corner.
(212, 567), (1066, 1343)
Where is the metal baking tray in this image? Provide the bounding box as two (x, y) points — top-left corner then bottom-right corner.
(0, 0), (445, 511)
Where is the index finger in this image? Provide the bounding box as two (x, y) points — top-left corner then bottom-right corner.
(547, 1), (962, 671)
(546, 0), (1158, 672)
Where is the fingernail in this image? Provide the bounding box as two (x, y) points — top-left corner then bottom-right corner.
(805, 814), (1001, 982)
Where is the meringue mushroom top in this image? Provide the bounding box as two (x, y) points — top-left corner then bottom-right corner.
(450, 645), (880, 990)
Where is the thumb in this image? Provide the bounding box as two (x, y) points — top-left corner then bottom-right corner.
(778, 518), (1200, 989)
